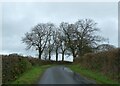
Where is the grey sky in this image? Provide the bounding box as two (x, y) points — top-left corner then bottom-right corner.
(1, 2), (118, 60)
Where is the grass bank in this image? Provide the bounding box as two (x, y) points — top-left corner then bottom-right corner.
(67, 64), (119, 84)
(10, 64), (119, 84)
(11, 65), (51, 84)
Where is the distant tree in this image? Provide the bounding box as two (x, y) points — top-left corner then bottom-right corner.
(9, 53), (20, 57)
(96, 44), (115, 52)
(60, 19), (105, 61)
(60, 23), (78, 61)
(47, 40), (54, 60)
(22, 23), (54, 59)
(53, 30), (61, 61)
(43, 48), (49, 60)
(74, 19), (105, 56)
(58, 30), (67, 61)
(22, 19), (106, 62)
(47, 29), (55, 60)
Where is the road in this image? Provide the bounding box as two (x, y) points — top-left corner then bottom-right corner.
(38, 66), (96, 84)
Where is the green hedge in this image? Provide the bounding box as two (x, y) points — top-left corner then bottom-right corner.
(2, 55), (32, 84)
(2, 54), (72, 84)
(77, 48), (120, 82)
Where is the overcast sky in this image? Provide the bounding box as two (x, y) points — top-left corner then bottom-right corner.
(0, 2), (118, 61)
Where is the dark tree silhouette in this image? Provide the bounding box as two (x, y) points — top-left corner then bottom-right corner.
(22, 19), (106, 62)
(47, 29), (54, 60)
(57, 30), (67, 62)
(22, 23), (54, 59)
(53, 30), (61, 61)
(74, 19), (104, 56)
(60, 23), (78, 61)
(60, 19), (105, 61)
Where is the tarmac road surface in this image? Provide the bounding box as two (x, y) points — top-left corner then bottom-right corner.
(38, 66), (96, 84)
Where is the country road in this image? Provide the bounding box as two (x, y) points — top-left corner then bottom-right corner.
(38, 66), (96, 84)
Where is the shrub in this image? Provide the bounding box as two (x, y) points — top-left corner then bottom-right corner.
(2, 53), (75, 84)
(77, 48), (120, 82)
(2, 55), (32, 84)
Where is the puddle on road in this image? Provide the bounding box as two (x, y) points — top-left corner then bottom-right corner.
(63, 67), (73, 73)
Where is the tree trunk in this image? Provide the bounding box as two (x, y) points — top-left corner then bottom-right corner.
(79, 46), (83, 57)
(62, 51), (65, 62)
(56, 49), (58, 62)
(48, 51), (51, 60)
(39, 49), (41, 59)
(72, 51), (76, 62)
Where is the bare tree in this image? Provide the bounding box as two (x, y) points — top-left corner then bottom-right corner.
(22, 19), (106, 62)
(47, 30), (55, 60)
(60, 23), (78, 61)
(57, 29), (67, 61)
(53, 30), (61, 61)
(74, 19), (105, 56)
(59, 38), (67, 61)
(22, 23), (54, 59)
(60, 19), (104, 61)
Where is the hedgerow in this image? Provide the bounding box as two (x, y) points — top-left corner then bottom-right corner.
(2, 55), (32, 84)
(77, 48), (120, 82)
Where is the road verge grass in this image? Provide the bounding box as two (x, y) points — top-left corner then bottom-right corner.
(67, 64), (119, 84)
(11, 65), (51, 84)
(10, 64), (119, 84)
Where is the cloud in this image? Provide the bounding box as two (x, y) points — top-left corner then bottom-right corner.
(97, 18), (118, 46)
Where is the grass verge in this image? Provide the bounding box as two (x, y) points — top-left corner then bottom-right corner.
(67, 64), (119, 84)
(11, 65), (51, 84)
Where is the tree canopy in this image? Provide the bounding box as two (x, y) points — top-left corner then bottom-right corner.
(22, 19), (108, 61)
